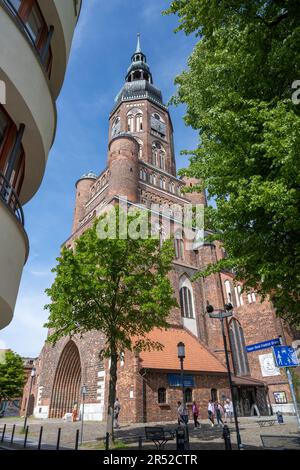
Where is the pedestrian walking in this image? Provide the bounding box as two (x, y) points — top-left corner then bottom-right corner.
(192, 401), (200, 429)
(215, 401), (224, 426)
(114, 398), (121, 429)
(207, 400), (215, 427)
(177, 401), (189, 425)
(225, 398), (234, 423)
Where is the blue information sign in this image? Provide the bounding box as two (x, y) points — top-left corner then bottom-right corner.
(246, 338), (281, 353)
(273, 346), (299, 368)
(167, 374), (195, 387)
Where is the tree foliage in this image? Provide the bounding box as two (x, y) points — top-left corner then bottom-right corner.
(166, 0), (300, 324)
(0, 350), (25, 402)
(45, 205), (177, 438)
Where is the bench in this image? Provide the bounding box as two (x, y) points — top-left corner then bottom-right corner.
(144, 426), (175, 450)
(261, 435), (300, 450)
(257, 419), (277, 427)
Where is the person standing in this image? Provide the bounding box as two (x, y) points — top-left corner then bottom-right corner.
(215, 401), (224, 426)
(226, 398), (234, 423)
(207, 400), (215, 427)
(177, 401), (184, 425)
(114, 398), (121, 429)
(72, 402), (78, 422)
(192, 401), (200, 429)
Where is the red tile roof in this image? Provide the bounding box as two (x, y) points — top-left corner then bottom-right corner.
(138, 326), (227, 374)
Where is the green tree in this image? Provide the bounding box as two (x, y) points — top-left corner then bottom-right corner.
(45, 206), (177, 441)
(166, 1), (300, 324)
(0, 350), (25, 404)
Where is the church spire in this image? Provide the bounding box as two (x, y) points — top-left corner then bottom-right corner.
(135, 32), (141, 53)
(125, 34), (153, 84)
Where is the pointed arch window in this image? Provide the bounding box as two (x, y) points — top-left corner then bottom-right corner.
(152, 141), (165, 169)
(179, 276), (195, 319)
(229, 319), (250, 376)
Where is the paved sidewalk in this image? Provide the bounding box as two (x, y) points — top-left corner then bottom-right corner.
(0, 416), (299, 450)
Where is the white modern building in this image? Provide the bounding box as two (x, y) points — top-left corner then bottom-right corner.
(0, 0), (82, 328)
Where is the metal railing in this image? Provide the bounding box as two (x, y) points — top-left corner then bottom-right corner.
(1, 0), (53, 72)
(0, 172), (24, 226)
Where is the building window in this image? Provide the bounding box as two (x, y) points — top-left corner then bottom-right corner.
(224, 280), (232, 304)
(179, 276), (195, 319)
(152, 142), (165, 169)
(111, 116), (120, 137)
(211, 388), (218, 402)
(234, 285), (244, 307)
(229, 319), (250, 376)
(158, 388), (166, 404)
(7, 0), (53, 76)
(0, 106), (25, 197)
(174, 233), (184, 260)
(136, 114), (143, 132)
(127, 114), (134, 132)
(247, 292), (256, 304)
(185, 388), (193, 403)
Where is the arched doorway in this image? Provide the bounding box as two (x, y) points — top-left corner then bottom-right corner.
(49, 341), (81, 418)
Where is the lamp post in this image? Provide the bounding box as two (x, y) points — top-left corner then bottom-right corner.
(206, 302), (243, 450)
(23, 367), (36, 430)
(80, 384), (87, 445)
(177, 342), (185, 408)
(177, 342), (189, 449)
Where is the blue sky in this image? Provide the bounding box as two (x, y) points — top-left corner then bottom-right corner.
(0, 0), (199, 357)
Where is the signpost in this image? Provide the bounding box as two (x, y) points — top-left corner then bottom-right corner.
(273, 346), (299, 368)
(246, 338), (281, 353)
(272, 343), (300, 429)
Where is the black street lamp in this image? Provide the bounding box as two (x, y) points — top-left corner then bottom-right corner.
(206, 302), (243, 450)
(23, 367), (36, 430)
(177, 342), (186, 408)
(177, 342), (189, 449)
(80, 384), (88, 445)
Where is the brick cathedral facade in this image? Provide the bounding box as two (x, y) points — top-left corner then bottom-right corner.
(28, 37), (299, 423)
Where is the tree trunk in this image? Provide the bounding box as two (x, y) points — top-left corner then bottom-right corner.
(106, 345), (118, 445)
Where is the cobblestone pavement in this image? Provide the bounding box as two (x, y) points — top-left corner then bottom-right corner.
(0, 416), (299, 450)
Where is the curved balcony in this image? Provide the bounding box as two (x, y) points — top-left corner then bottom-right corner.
(0, 180), (28, 329)
(0, 5), (56, 203)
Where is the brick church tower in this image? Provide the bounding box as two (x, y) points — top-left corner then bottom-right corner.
(32, 37), (299, 423)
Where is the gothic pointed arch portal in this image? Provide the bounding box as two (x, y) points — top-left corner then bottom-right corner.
(49, 341), (81, 418)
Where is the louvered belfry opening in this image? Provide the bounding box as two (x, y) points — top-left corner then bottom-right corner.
(49, 341), (81, 418)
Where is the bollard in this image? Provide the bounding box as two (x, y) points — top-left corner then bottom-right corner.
(75, 429), (80, 450)
(138, 435), (142, 450)
(222, 425), (232, 450)
(24, 425), (29, 448)
(1, 423), (6, 442)
(56, 427), (61, 450)
(10, 424), (16, 445)
(105, 432), (109, 450)
(176, 427), (185, 451)
(38, 426), (43, 450)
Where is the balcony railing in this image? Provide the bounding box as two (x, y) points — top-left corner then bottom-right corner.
(1, 0), (53, 75)
(0, 172), (24, 226)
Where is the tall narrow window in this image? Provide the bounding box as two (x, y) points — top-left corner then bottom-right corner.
(185, 388), (193, 403)
(136, 114), (143, 132)
(179, 276), (194, 319)
(127, 114), (134, 132)
(224, 280), (232, 304)
(229, 319), (250, 376)
(234, 285), (244, 307)
(158, 388), (166, 404)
